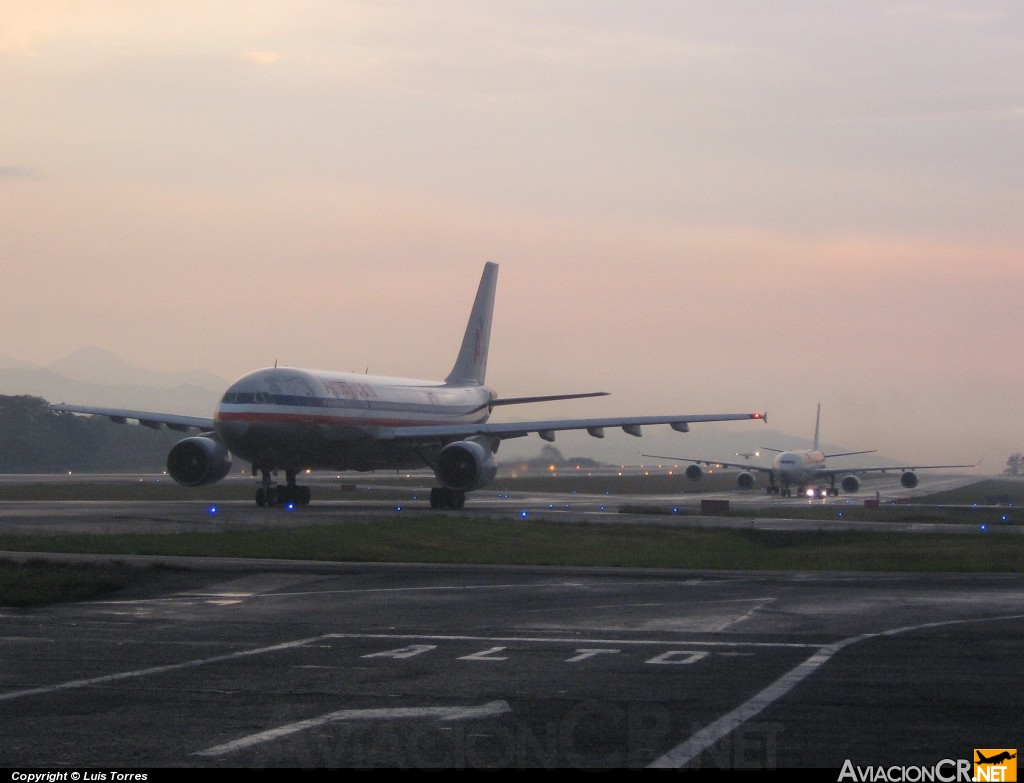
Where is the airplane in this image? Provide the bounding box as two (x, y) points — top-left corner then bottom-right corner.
(976, 751), (1016, 765)
(50, 262), (765, 508)
(642, 404), (977, 498)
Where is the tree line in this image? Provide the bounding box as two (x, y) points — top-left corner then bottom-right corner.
(1003, 453), (1024, 476)
(0, 395), (185, 473)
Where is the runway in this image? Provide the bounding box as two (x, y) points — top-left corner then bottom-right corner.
(2, 561), (1022, 769)
(0, 470), (1016, 537)
(2, 474), (1022, 769)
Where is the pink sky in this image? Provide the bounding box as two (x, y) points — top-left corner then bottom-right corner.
(2, 2), (1022, 467)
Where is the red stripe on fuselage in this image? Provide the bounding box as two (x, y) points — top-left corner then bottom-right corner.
(215, 410), (489, 428)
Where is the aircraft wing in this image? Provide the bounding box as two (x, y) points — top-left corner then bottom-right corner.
(380, 411), (766, 443)
(811, 461), (981, 478)
(48, 404), (215, 432)
(639, 453), (775, 474)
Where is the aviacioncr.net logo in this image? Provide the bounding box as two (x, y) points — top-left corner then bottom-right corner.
(974, 749), (1017, 782)
(838, 759), (972, 782)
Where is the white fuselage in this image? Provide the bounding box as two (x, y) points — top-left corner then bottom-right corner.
(773, 449), (826, 488)
(214, 367), (494, 472)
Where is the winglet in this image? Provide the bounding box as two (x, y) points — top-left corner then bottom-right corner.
(446, 262), (498, 385)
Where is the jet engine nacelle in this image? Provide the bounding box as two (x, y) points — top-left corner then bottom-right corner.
(736, 471), (755, 489)
(166, 437), (233, 487)
(685, 464), (704, 481)
(900, 470), (919, 489)
(841, 474), (861, 493)
(435, 439), (497, 492)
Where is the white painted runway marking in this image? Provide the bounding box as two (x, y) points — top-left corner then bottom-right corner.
(0, 631), (811, 703)
(459, 646), (509, 661)
(648, 613), (1024, 768)
(362, 644), (437, 659)
(327, 632), (818, 649)
(646, 650), (709, 665)
(194, 700), (513, 758)
(565, 649), (621, 662)
(0, 634), (332, 702)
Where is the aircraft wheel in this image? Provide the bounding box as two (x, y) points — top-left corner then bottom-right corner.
(256, 487), (268, 507)
(298, 485), (311, 505)
(430, 488), (465, 509)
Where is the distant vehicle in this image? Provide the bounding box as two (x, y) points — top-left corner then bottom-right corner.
(52, 263), (764, 508)
(643, 405), (977, 498)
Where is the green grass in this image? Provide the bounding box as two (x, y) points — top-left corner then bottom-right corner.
(0, 559), (180, 607)
(1, 475), (1021, 606)
(2, 514), (1022, 581)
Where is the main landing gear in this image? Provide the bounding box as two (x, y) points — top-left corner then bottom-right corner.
(766, 484), (839, 498)
(430, 487), (466, 509)
(255, 468), (311, 507)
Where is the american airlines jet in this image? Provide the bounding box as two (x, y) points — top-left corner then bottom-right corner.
(51, 263), (765, 508)
(643, 405), (977, 498)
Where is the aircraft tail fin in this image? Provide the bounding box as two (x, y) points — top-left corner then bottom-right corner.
(813, 403), (877, 458)
(446, 262), (498, 385)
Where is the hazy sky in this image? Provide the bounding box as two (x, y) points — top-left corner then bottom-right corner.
(3, 1), (1022, 467)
